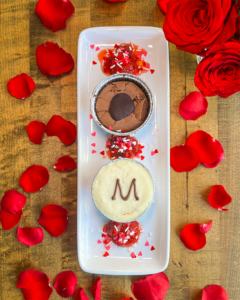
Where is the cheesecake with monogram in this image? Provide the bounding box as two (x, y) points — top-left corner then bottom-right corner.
(92, 159), (154, 222)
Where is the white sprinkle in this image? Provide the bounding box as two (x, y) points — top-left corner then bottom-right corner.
(128, 247), (133, 252)
(114, 225), (118, 232)
(155, 127), (160, 132)
(125, 236), (130, 239)
(140, 229), (144, 233)
(128, 147), (132, 150)
(151, 122), (156, 126)
(149, 232), (152, 237)
(125, 226), (129, 232)
(97, 230), (107, 235)
(111, 151), (114, 153)
(142, 67), (149, 70)
(147, 237), (151, 241)
(119, 61), (123, 64)
(115, 145), (119, 149)
(118, 238), (122, 242)
(116, 130), (121, 132)
(129, 46), (132, 51)
(135, 236), (138, 239)
(151, 129), (155, 135)
(123, 239), (127, 244)
(111, 145), (115, 148)
(130, 134), (134, 137)
(118, 148), (124, 153)
(150, 159), (155, 165)
(110, 64), (116, 69)
(106, 241), (112, 247)
(117, 63), (123, 69)
(123, 146), (127, 150)
(89, 228), (94, 232)
(133, 243), (137, 247)
(130, 231), (135, 236)
(132, 141), (137, 145)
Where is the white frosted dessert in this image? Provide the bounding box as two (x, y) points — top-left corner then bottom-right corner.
(92, 159), (154, 222)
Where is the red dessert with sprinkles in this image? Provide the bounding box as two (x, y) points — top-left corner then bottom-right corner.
(104, 220), (141, 248)
(106, 135), (144, 160)
(97, 43), (151, 76)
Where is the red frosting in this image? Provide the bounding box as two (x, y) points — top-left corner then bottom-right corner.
(105, 221), (141, 247)
(98, 43), (150, 76)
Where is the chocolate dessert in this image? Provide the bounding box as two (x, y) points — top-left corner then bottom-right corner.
(95, 81), (149, 132)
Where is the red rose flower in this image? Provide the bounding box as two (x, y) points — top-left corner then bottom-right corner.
(163, 0), (238, 55)
(236, 15), (240, 37)
(195, 39), (240, 98)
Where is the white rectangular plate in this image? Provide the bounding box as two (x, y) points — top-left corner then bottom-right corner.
(77, 26), (170, 275)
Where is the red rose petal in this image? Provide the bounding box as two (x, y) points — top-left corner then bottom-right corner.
(36, 42), (74, 77)
(93, 61), (97, 65)
(201, 285), (229, 300)
(20, 165), (49, 193)
(1, 190), (26, 213)
(75, 288), (90, 300)
(27, 121), (47, 144)
(54, 271), (77, 298)
(150, 246), (155, 251)
(150, 69), (155, 74)
(140, 156), (145, 160)
(180, 223), (211, 251)
(203, 140), (224, 168)
(138, 251), (142, 256)
(170, 144), (200, 172)
(132, 272), (169, 300)
(103, 251), (109, 257)
(179, 92), (208, 120)
(46, 115), (76, 145)
(145, 241), (149, 246)
(17, 270), (53, 300)
(100, 151), (105, 155)
(17, 227), (44, 246)
(0, 209), (22, 230)
(90, 114), (93, 119)
(199, 221), (213, 234)
(92, 150), (97, 154)
(7, 73), (35, 100)
(131, 252), (137, 258)
(91, 143), (96, 147)
(35, 0), (75, 32)
(157, 0), (170, 14)
(38, 204), (68, 237)
(91, 132), (96, 137)
(186, 130), (219, 164)
(208, 185), (232, 211)
(91, 278), (101, 300)
(54, 156), (77, 171)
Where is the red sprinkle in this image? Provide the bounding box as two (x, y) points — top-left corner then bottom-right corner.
(91, 132), (96, 137)
(103, 252), (109, 257)
(140, 156), (145, 160)
(150, 246), (155, 251)
(155, 149), (158, 154)
(100, 151), (105, 155)
(93, 61), (97, 65)
(150, 69), (155, 74)
(90, 114), (93, 119)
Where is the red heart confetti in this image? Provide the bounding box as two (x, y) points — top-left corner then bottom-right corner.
(96, 47), (100, 51)
(170, 144), (200, 172)
(46, 115), (76, 145)
(145, 241), (149, 246)
(155, 149), (158, 154)
(35, 0), (75, 32)
(54, 271), (77, 298)
(100, 151), (105, 155)
(103, 252), (109, 257)
(199, 221), (213, 234)
(36, 42), (74, 77)
(201, 285), (229, 300)
(1, 190), (26, 214)
(150, 246), (155, 251)
(93, 61), (97, 65)
(27, 121), (47, 144)
(17, 227), (44, 246)
(109, 126), (113, 130)
(208, 185), (232, 211)
(91, 132), (96, 137)
(91, 143), (96, 147)
(180, 222), (212, 251)
(132, 272), (169, 300)
(92, 150), (97, 154)
(75, 288), (90, 300)
(138, 251), (142, 256)
(90, 114), (93, 119)
(7, 73), (35, 100)
(90, 45), (95, 49)
(17, 270), (53, 300)
(20, 165), (49, 193)
(150, 69), (155, 74)
(97, 239), (102, 244)
(131, 252), (137, 258)
(140, 156), (145, 160)
(203, 140), (224, 168)
(0, 209), (22, 230)
(38, 204), (68, 237)
(91, 278), (101, 300)
(186, 130), (219, 164)
(54, 156), (77, 171)
(179, 92), (208, 120)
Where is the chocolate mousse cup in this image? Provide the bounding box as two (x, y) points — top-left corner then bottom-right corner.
(90, 73), (153, 136)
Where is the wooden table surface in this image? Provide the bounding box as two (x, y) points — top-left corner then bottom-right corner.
(1, 0), (240, 299)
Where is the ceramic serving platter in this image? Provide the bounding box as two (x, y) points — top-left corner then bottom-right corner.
(77, 26), (170, 275)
